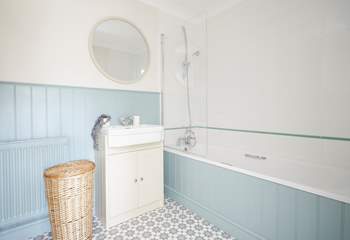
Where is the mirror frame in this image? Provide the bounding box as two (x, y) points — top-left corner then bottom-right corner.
(88, 17), (151, 84)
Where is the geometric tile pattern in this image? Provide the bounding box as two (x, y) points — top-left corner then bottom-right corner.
(29, 198), (236, 240)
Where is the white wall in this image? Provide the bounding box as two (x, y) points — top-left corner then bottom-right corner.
(207, 0), (350, 169)
(207, 0), (350, 138)
(0, 0), (160, 92)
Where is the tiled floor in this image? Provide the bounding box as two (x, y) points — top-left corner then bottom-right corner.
(30, 198), (235, 240)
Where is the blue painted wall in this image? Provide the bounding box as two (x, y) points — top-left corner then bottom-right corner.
(0, 82), (160, 156)
(0, 82), (160, 239)
(164, 151), (350, 240)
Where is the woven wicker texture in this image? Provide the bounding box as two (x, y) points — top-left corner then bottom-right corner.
(44, 160), (95, 240)
(44, 160), (95, 179)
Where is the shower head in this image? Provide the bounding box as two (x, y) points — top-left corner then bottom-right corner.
(192, 51), (200, 57)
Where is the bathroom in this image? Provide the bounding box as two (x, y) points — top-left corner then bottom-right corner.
(0, 0), (349, 239)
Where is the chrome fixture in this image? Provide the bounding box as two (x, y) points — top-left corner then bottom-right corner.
(160, 27), (200, 151)
(244, 153), (267, 160)
(160, 33), (166, 126)
(177, 26), (198, 150)
(192, 50), (200, 57)
(177, 128), (197, 151)
(181, 26), (192, 129)
(119, 116), (134, 127)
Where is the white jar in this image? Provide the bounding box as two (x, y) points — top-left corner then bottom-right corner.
(133, 115), (140, 127)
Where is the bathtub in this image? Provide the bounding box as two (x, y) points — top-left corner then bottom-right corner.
(164, 144), (350, 240)
(165, 145), (350, 204)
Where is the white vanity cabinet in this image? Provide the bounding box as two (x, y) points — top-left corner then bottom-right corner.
(95, 125), (164, 228)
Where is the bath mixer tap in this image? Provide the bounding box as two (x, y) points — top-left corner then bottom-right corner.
(177, 128), (197, 150)
(177, 135), (194, 146)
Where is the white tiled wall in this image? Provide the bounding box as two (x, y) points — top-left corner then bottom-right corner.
(206, 0), (350, 169)
(160, 0), (350, 169)
(207, 0), (350, 137)
(208, 129), (350, 170)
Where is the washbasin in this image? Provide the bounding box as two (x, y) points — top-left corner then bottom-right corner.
(100, 124), (163, 147)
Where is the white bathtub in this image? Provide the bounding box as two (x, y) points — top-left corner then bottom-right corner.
(165, 145), (350, 204)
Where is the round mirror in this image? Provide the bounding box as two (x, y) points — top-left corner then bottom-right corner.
(89, 18), (150, 84)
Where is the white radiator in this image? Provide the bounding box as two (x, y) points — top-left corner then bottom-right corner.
(0, 137), (69, 231)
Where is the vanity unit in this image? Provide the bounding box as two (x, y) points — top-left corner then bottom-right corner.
(95, 125), (164, 228)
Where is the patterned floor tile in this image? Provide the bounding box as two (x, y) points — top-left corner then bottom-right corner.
(29, 198), (235, 240)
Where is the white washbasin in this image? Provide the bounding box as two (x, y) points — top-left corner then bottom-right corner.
(100, 124), (163, 147)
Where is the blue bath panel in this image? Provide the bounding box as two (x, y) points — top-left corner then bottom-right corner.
(164, 151), (350, 240)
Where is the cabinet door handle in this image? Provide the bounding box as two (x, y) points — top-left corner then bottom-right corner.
(140, 177), (144, 181)
(134, 179), (138, 183)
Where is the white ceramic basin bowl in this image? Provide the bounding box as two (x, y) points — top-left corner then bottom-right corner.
(101, 125), (163, 147)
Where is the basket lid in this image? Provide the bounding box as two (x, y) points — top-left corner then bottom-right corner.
(44, 160), (95, 179)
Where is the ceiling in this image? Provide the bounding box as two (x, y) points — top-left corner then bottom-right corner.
(139, 0), (244, 20)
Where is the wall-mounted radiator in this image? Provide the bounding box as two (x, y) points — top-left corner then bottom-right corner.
(0, 137), (70, 232)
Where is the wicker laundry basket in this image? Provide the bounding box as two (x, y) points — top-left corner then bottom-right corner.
(44, 160), (95, 240)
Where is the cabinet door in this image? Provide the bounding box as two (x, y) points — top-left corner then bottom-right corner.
(108, 152), (139, 218)
(138, 148), (163, 207)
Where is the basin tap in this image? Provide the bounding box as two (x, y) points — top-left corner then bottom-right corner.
(119, 116), (133, 127)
